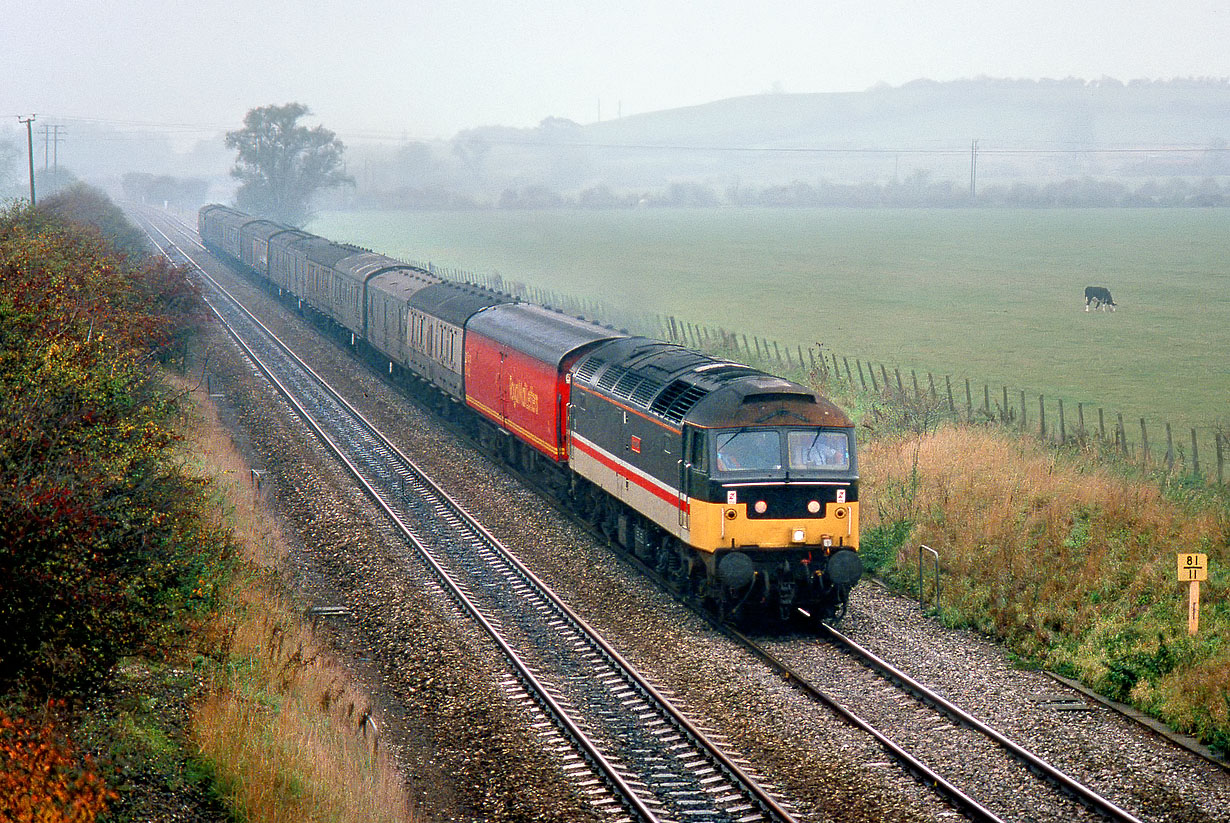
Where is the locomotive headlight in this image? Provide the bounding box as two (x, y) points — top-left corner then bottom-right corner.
(791, 528), (806, 543)
(807, 500), (821, 514)
(754, 500), (768, 514)
(822, 535), (833, 547)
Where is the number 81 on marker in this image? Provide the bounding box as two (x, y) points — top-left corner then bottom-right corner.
(1177, 553), (1207, 581)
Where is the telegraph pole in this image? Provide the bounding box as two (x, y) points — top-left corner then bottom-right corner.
(969, 139), (979, 202)
(18, 115), (36, 205)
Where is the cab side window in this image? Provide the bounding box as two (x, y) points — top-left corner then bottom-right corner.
(688, 428), (707, 472)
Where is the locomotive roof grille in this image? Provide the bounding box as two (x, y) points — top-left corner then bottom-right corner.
(629, 376), (662, 407)
(652, 380), (708, 423)
(596, 364), (625, 392)
(573, 357), (604, 383)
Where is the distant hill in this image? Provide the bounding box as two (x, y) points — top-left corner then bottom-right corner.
(346, 78), (1230, 207)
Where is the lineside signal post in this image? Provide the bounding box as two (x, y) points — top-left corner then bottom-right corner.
(1177, 553), (1208, 636)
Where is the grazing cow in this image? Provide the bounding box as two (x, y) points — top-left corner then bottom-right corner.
(1084, 286), (1116, 311)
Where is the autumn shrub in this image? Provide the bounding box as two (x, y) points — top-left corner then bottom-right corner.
(0, 196), (225, 696)
(0, 702), (116, 822)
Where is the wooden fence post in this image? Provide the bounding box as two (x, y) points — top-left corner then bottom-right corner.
(1140, 418), (1149, 465)
(945, 375), (955, 414)
(1002, 386), (1009, 422)
(1192, 429), (1200, 477)
(844, 357), (853, 383)
(1117, 413), (1127, 456)
(911, 370), (920, 400)
(1099, 408), (1106, 441)
(1058, 398), (1066, 444)
(857, 360), (868, 390)
(869, 364), (879, 392)
(881, 364), (890, 391)
(1078, 403), (1085, 439)
(1165, 423), (1174, 471)
(1218, 433), (1225, 485)
(1020, 390), (1027, 430)
(895, 367), (904, 393)
(1038, 395), (1046, 439)
(928, 372), (938, 401)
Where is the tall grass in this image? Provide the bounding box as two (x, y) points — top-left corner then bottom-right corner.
(861, 424), (1230, 754)
(172, 376), (416, 822)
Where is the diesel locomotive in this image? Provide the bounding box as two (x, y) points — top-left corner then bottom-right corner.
(199, 204), (862, 623)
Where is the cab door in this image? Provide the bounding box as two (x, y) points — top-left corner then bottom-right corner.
(681, 425), (708, 530)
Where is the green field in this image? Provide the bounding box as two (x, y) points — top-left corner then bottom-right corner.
(309, 208), (1230, 434)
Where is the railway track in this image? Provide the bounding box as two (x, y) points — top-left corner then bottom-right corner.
(135, 208), (799, 823)
(137, 206), (1159, 822)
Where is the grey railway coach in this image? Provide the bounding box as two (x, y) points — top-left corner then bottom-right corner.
(237, 219), (291, 280)
(362, 262), (440, 368)
(198, 205), (250, 260)
(406, 282), (511, 401)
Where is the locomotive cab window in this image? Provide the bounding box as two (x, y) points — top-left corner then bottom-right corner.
(787, 430), (851, 471)
(714, 429), (781, 473)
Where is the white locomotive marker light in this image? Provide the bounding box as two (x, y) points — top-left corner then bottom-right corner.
(1177, 553), (1208, 636)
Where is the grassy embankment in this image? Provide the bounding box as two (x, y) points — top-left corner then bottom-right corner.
(177, 374), (416, 823)
(0, 190), (415, 822)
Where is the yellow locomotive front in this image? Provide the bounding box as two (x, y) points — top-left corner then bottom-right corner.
(681, 415), (861, 621)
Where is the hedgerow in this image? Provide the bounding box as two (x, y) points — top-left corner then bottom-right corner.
(0, 190), (224, 697)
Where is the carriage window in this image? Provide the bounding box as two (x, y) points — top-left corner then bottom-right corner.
(788, 430), (850, 471)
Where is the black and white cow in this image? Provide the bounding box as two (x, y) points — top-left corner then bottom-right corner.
(1084, 286), (1116, 311)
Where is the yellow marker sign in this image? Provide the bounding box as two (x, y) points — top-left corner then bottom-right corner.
(1177, 553), (1209, 636)
(1177, 553), (1208, 582)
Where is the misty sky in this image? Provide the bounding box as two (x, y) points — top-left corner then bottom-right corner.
(5, 0), (1229, 144)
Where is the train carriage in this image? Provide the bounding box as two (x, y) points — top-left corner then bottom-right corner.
(198, 205), (250, 260)
(407, 282), (510, 400)
(464, 303), (624, 462)
(279, 236), (364, 322)
(237, 219), (289, 280)
(265, 227), (314, 295)
(360, 261), (439, 365)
